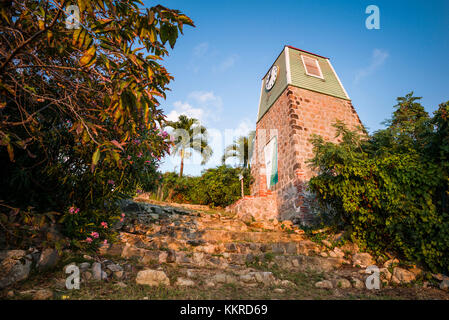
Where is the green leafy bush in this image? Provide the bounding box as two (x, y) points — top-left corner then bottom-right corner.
(308, 93), (449, 273)
(154, 166), (252, 208)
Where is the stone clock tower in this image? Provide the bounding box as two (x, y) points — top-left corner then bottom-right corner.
(227, 45), (363, 225)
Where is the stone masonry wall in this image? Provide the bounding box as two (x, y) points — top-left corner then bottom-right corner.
(248, 85), (363, 224)
(225, 191), (277, 221)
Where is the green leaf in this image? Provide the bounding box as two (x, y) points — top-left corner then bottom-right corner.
(91, 147), (100, 171)
(168, 26), (178, 49)
(80, 45), (96, 67)
(160, 24), (170, 44)
(148, 27), (157, 43)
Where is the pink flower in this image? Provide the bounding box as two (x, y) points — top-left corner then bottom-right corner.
(69, 206), (80, 214)
(91, 232), (99, 239)
(137, 152), (142, 158)
(101, 222), (108, 229)
(86, 237), (93, 243)
(127, 155), (131, 160)
(121, 213), (125, 217)
(103, 239), (108, 245)
(107, 179), (115, 185)
(145, 160), (151, 164)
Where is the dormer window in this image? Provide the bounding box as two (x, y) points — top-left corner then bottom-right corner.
(301, 55), (323, 79)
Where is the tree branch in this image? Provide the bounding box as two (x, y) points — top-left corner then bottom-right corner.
(0, 0), (66, 72)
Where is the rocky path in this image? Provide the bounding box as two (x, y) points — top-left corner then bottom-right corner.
(2, 197), (449, 300)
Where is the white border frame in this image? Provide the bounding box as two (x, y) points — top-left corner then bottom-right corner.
(285, 46), (292, 84)
(301, 54), (324, 79)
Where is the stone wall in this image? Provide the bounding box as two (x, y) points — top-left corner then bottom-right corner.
(225, 191), (277, 221)
(241, 85), (362, 224)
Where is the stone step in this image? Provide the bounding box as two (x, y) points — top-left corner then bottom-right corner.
(161, 240), (321, 256)
(102, 244), (345, 272)
(100, 241), (342, 273)
(122, 220), (255, 236)
(126, 235), (309, 250)
(176, 229), (305, 243)
(130, 227), (302, 241)
(118, 231), (319, 255)
(121, 208), (304, 238)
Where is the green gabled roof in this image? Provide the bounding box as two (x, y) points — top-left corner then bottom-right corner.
(257, 46), (350, 122)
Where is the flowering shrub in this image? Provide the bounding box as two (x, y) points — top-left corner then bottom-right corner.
(0, 1), (193, 250)
(56, 125), (169, 249)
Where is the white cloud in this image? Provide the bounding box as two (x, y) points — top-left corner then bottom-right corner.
(189, 91), (222, 107)
(165, 101), (205, 122)
(214, 54), (238, 72)
(165, 91), (223, 124)
(193, 42), (209, 57)
(187, 43), (209, 73)
(233, 118), (254, 137)
(354, 49), (389, 84)
(191, 43), (237, 73)
(223, 119), (254, 149)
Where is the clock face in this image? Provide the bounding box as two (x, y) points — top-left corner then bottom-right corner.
(265, 65), (278, 91)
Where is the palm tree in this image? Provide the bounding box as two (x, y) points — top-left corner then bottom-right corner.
(222, 130), (255, 169)
(166, 115), (212, 177)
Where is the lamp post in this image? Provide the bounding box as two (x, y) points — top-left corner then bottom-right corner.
(238, 173), (244, 198)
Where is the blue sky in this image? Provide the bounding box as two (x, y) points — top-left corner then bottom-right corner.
(144, 0), (449, 176)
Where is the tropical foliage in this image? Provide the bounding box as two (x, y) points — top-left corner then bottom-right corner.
(308, 93), (449, 273)
(153, 165), (252, 208)
(0, 0), (193, 249)
(222, 130), (255, 169)
(166, 115), (212, 177)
